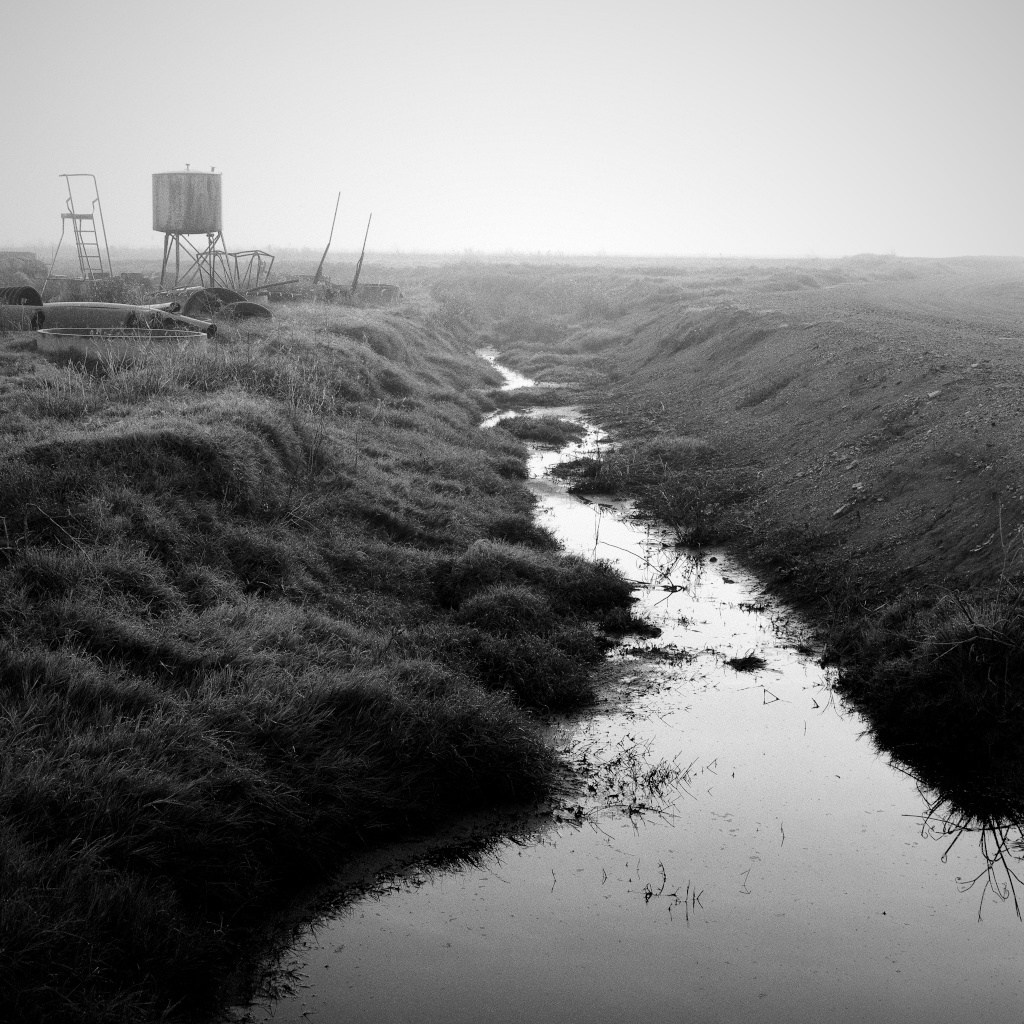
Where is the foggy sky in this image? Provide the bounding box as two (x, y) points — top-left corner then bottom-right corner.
(3, 0), (1021, 258)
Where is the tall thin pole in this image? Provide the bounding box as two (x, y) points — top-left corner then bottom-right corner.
(351, 213), (372, 293)
(314, 192), (341, 284)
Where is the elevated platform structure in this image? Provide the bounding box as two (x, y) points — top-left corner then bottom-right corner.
(45, 174), (113, 291)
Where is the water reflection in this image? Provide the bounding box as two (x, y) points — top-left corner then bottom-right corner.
(553, 407), (1024, 925)
(907, 781), (1024, 921)
(239, 359), (1024, 1024)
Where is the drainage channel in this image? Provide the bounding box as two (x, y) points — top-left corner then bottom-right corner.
(239, 355), (1024, 1024)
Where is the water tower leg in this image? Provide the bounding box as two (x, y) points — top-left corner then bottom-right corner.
(160, 232), (172, 289)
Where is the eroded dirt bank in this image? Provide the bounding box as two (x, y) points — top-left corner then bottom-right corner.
(595, 256), (1024, 596)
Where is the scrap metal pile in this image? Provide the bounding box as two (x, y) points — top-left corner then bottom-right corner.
(0, 172), (403, 357)
(0, 285), (280, 333)
(0, 286), (229, 358)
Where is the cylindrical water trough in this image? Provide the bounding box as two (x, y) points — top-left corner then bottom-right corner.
(35, 326), (209, 362)
(40, 302), (216, 337)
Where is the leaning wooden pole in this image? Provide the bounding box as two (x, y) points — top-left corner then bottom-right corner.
(351, 213), (372, 293)
(313, 192), (341, 285)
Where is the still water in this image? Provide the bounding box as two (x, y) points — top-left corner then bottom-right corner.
(242, 360), (1024, 1023)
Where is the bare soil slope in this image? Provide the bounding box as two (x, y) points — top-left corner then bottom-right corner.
(601, 256), (1024, 597)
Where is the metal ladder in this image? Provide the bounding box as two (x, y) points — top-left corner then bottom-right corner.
(54, 174), (112, 280)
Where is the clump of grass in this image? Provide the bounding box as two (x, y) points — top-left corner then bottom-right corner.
(726, 651), (767, 671)
(454, 582), (554, 633)
(635, 471), (754, 546)
(484, 512), (559, 549)
(428, 551), (638, 710)
(487, 384), (571, 408)
(598, 606), (662, 637)
(551, 434), (750, 546)
(499, 415), (587, 447)
(433, 538), (634, 615)
(471, 625), (605, 710)
(553, 434), (715, 493)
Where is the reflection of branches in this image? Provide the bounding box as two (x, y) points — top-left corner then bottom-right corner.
(914, 786), (1024, 921)
(582, 498), (701, 592)
(563, 734), (689, 825)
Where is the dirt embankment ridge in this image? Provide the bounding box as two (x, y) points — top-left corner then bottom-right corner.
(594, 256), (1024, 599)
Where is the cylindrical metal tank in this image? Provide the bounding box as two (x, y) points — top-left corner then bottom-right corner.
(152, 172), (222, 234)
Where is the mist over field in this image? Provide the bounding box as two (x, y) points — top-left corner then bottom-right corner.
(3, 0), (1022, 258)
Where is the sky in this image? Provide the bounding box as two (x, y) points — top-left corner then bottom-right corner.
(3, 0), (1022, 258)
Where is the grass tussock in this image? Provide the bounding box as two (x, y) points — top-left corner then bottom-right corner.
(499, 415), (587, 447)
(0, 299), (636, 1023)
(552, 433), (749, 545)
(726, 652), (768, 672)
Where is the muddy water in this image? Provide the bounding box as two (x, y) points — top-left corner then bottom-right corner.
(242, 359), (1024, 1023)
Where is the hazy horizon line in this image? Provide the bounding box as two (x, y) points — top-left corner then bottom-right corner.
(5, 243), (1022, 263)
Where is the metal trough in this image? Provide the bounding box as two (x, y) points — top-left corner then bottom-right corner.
(35, 326), (209, 362)
(40, 302), (216, 337)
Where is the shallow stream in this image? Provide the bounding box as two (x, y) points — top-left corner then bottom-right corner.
(242, 356), (1024, 1023)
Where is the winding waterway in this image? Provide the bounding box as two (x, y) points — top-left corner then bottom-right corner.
(241, 356), (1024, 1023)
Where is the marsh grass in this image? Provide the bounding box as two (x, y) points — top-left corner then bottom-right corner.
(0, 300), (636, 1023)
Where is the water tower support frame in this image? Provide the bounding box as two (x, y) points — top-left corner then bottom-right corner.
(159, 230), (224, 289)
(159, 232), (273, 292)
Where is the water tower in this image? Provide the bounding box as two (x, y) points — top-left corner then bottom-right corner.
(154, 169), (272, 292)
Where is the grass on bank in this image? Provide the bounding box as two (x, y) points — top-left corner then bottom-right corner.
(553, 428), (1024, 804)
(0, 302), (637, 1024)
